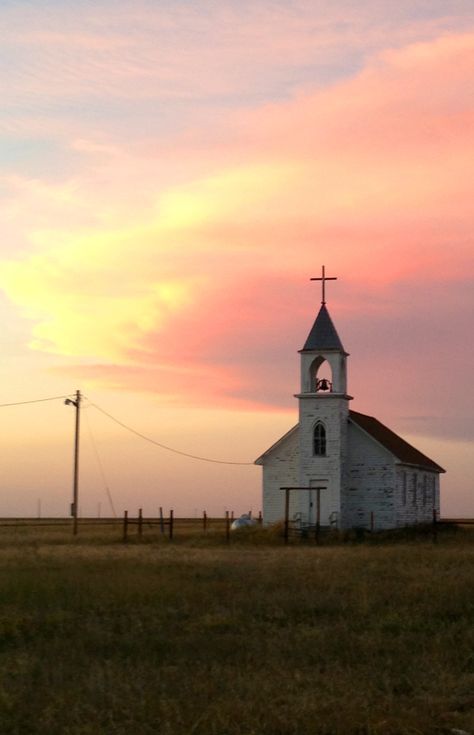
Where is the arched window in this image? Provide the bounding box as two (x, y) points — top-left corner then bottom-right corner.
(313, 423), (326, 456)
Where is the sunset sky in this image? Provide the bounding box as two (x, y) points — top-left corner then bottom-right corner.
(0, 0), (473, 518)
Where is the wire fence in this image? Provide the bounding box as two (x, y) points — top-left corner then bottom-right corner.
(0, 513), (472, 545)
(0, 510), (264, 543)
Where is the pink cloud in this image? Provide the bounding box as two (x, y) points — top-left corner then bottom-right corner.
(1, 31), (473, 442)
(2, 2), (472, 140)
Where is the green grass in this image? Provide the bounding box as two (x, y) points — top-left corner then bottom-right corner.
(0, 527), (473, 734)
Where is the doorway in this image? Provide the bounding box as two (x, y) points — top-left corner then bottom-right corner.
(308, 479), (327, 525)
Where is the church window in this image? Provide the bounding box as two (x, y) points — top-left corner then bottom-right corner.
(402, 471), (407, 504)
(401, 471), (407, 505)
(412, 474), (417, 505)
(313, 423), (326, 456)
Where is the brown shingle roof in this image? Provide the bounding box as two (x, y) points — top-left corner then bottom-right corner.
(349, 410), (445, 473)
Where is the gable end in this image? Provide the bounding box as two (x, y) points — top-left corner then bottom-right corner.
(254, 424), (299, 465)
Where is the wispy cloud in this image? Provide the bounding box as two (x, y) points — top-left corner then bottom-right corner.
(1, 1), (473, 138)
(0, 29), (473, 430)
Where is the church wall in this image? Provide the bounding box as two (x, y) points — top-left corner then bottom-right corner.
(434, 474), (440, 518)
(298, 396), (348, 526)
(261, 430), (299, 525)
(343, 423), (396, 530)
(394, 466), (440, 526)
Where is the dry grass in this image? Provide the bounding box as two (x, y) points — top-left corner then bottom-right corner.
(0, 525), (473, 734)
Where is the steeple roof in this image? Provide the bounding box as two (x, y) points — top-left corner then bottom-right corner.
(301, 304), (345, 352)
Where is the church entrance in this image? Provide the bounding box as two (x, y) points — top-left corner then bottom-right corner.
(308, 479), (328, 526)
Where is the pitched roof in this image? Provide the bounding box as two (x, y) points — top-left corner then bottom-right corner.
(349, 410), (445, 473)
(301, 304), (345, 352)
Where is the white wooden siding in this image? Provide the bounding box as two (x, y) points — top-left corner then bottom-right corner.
(261, 430), (299, 525)
(343, 422), (396, 530)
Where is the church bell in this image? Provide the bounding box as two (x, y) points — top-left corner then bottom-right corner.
(316, 378), (332, 392)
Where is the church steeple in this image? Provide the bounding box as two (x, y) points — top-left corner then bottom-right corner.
(297, 268), (349, 396)
(301, 303), (345, 352)
(295, 268), (351, 529)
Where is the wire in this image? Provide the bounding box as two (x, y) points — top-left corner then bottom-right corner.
(0, 391), (255, 465)
(83, 408), (118, 518)
(89, 402), (255, 466)
(0, 395), (72, 408)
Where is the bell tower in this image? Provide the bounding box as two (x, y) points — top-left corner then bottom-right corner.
(295, 267), (352, 526)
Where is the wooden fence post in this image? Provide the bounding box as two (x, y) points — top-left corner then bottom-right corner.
(258, 510), (263, 525)
(284, 488), (290, 545)
(433, 507), (438, 544)
(315, 488), (321, 544)
(159, 506), (164, 535)
(123, 510), (128, 543)
(203, 510), (207, 532)
(225, 510), (230, 543)
(138, 508), (143, 538)
(231, 510), (234, 522)
(169, 509), (174, 540)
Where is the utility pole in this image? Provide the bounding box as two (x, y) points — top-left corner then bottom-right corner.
(65, 390), (81, 535)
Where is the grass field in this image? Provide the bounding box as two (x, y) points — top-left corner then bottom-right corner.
(0, 524), (473, 734)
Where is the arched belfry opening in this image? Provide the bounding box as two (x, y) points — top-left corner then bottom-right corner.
(310, 356), (333, 393)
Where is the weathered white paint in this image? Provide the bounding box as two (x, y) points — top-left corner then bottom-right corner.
(296, 340), (350, 527)
(260, 427), (299, 525)
(343, 421), (396, 529)
(394, 465), (440, 527)
(296, 394), (349, 527)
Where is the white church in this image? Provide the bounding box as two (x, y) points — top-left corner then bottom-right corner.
(255, 268), (445, 531)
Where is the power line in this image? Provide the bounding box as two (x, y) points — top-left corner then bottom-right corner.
(83, 408), (118, 518)
(89, 402), (255, 466)
(0, 390), (255, 466)
(0, 395), (72, 408)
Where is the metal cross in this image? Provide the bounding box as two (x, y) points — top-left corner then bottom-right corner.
(310, 265), (337, 305)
